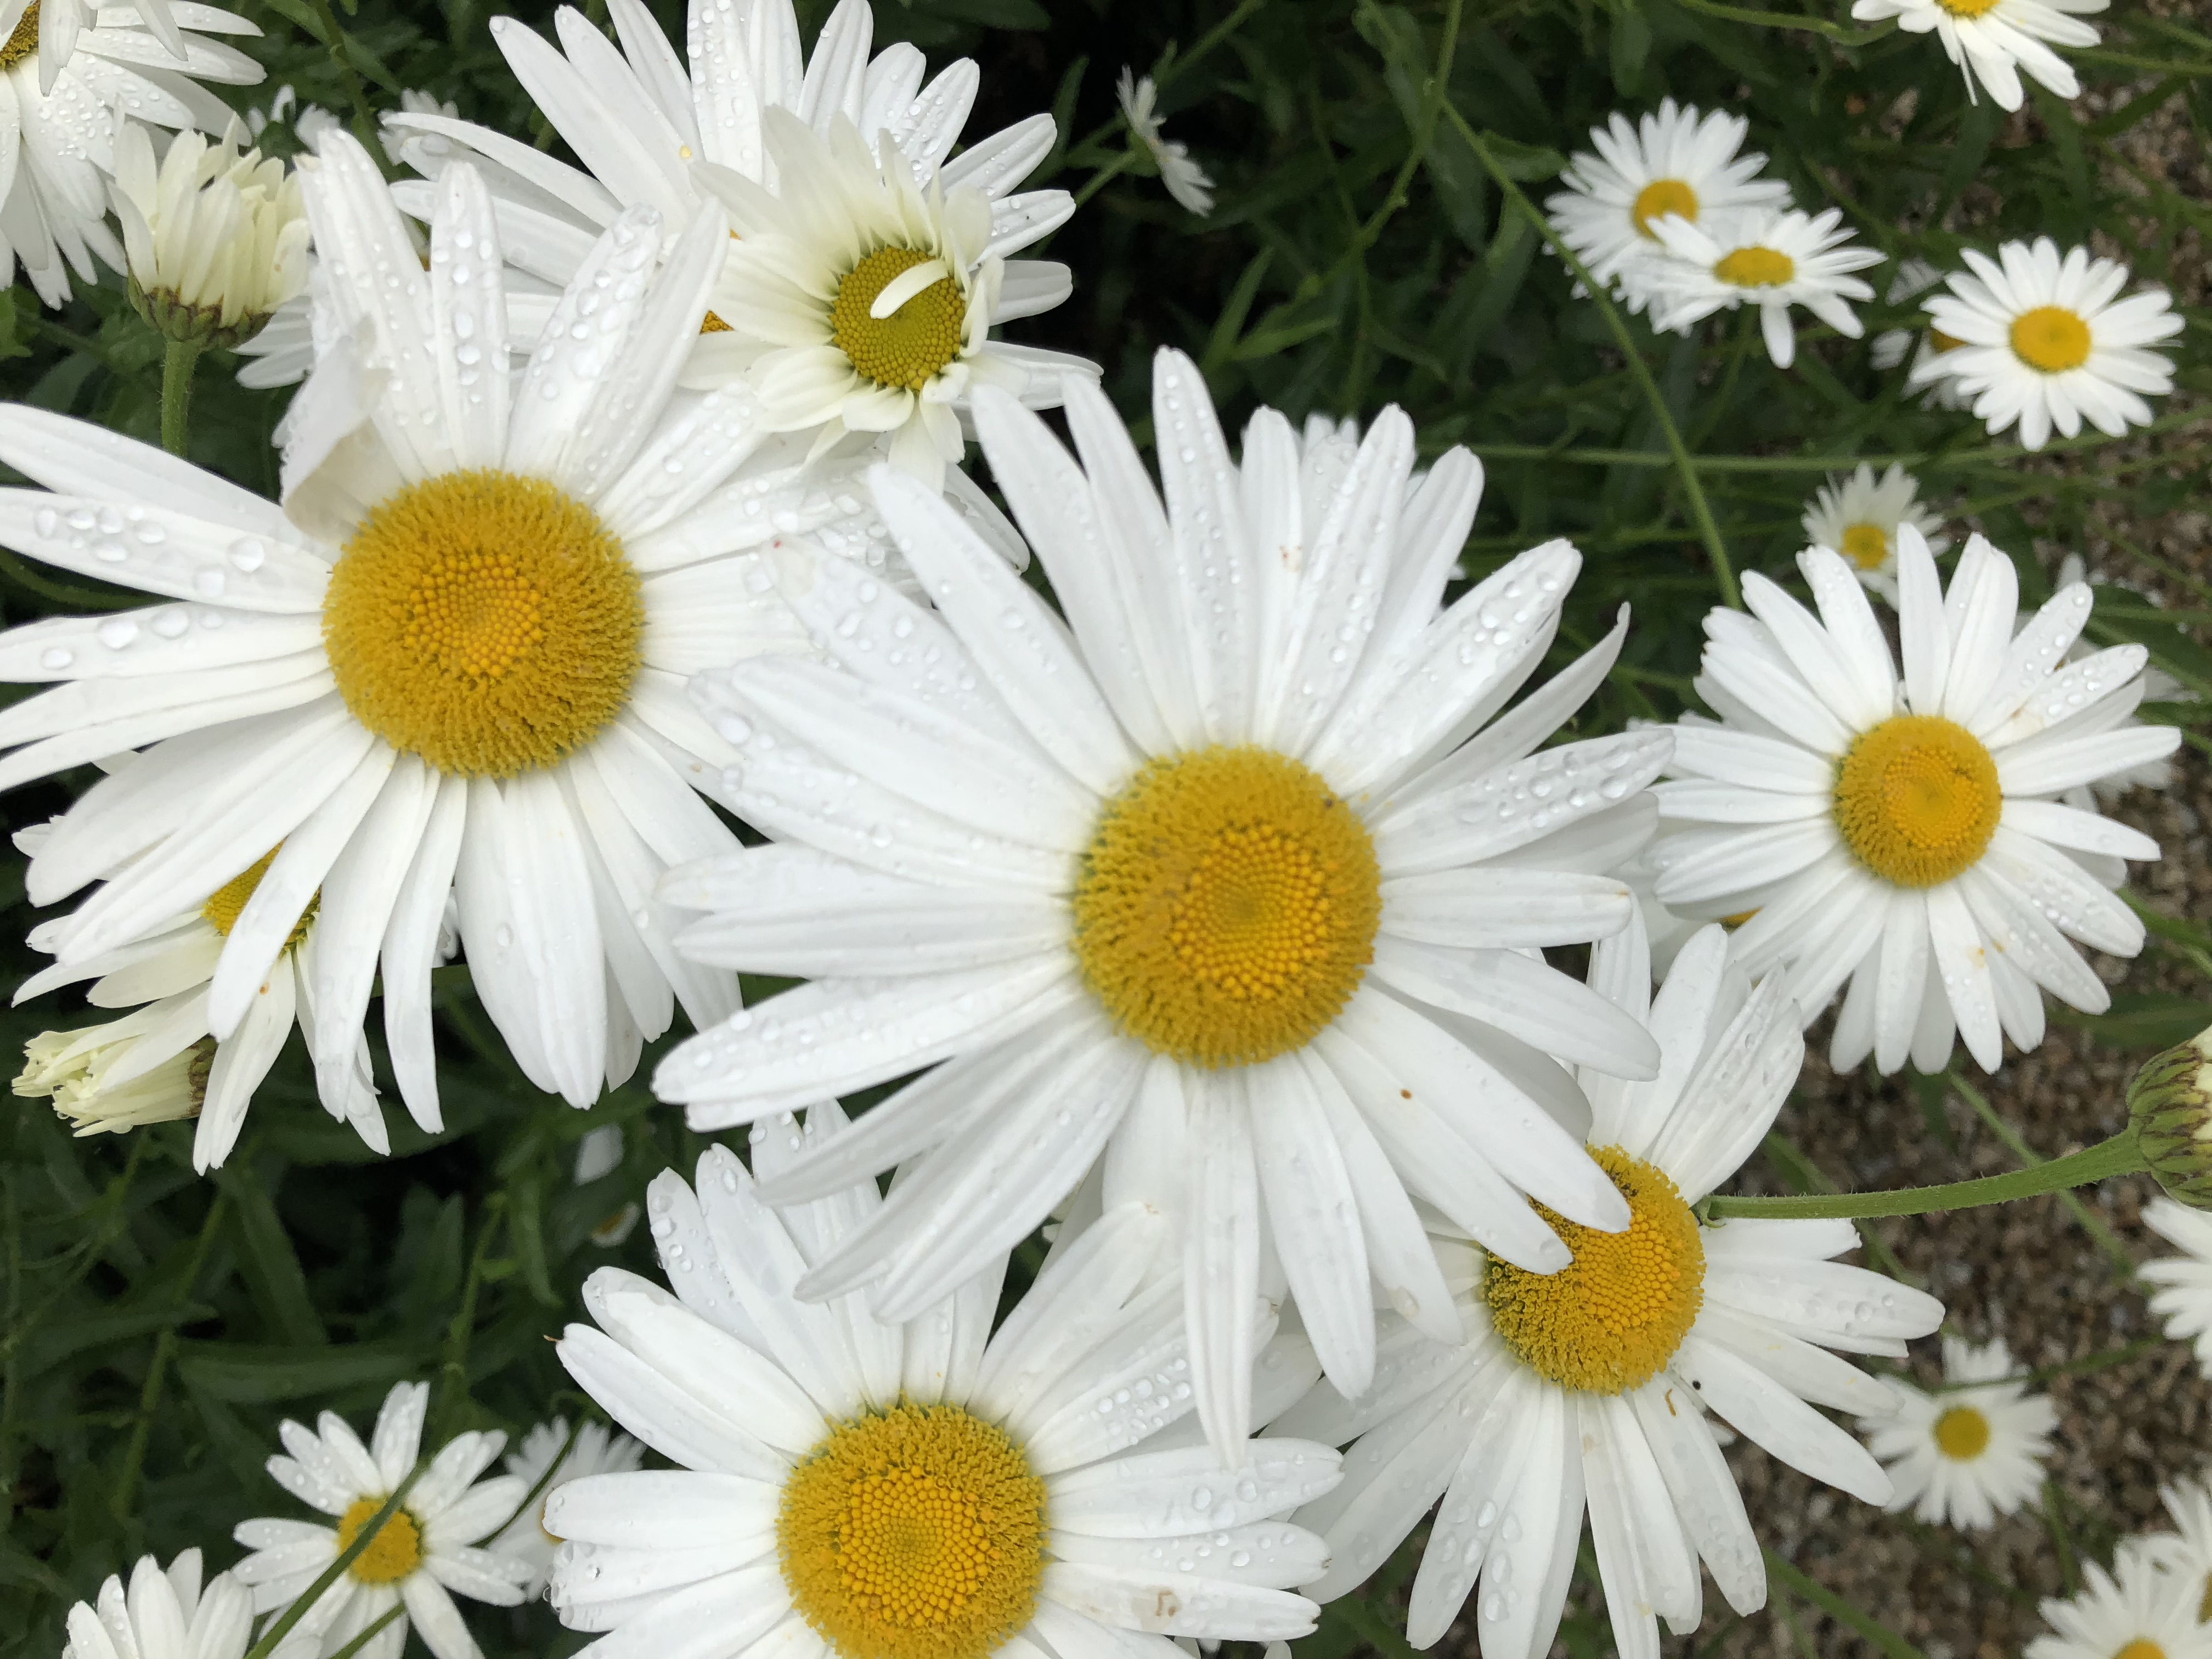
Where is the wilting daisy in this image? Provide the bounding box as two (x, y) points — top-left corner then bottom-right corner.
(2028, 1548), (2212, 1659)
(1860, 1334), (2056, 1529)
(1646, 205), (1882, 368)
(1544, 99), (1790, 313)
(657, 352), (1672, 1454)
(0, 0), (263, 306)
(489, 1417), (644, 1594)
(1870, 258), (1971, 409)
(1799, 462), (1948, 603)
(2143, 1199), (2212, 1376)
(1915, 239), (2182, 450)
(0, 131), (913, 1123)
(549, 1121), (1340, 1659)
(232, 1380), (534, 1659)
(1118, 67), (1215, 215)
(1852, 0), (2107, 113)
(1651, 532), (2175, 1075)
(2136, 1474), (2212, 1619)
(1272, 919), (1943, 1659)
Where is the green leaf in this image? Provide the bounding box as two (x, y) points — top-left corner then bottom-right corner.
(218, 1160), (328, 1347)
(2051, 991), (2211, 1053)
(1610, 5), (1653, 95)
(174, 1341), (419, 1403)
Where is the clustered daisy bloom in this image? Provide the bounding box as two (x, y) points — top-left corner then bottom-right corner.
(1799, 461), (1949, 602)
(1860, 1334), (2057, 1529)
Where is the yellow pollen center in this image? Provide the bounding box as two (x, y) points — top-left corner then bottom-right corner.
(335, 1497), (424, 1585)
(1484, 1146), (1705, 1395)
(1931, 1404), (1991, 1460)
(1929, 328), (1966, 353)
(1936, 0), (2005, 16)
(201, 849), (318, 951)
(2116, 1644), (2166, 1659)
(1714, 246), (1796, 287)
(0, 2), (38, 69)
(778, 1403), (1044, 1659)
(1832, 714), (2002, 889)
(2010, 304), (2092, 373)
(1840, 522), (1891, 571)
(1631, 178), (1699, 238)
(831, 247), (966, 391)
(1070, 746), (1381, 1068)
(701, 311), (732, 333)
(323, 470), (642, 778)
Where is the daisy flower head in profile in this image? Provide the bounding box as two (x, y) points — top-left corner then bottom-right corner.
(1544, 99), (1791, 314)
(1871, 258), (1972, 409)
(1851, 0), (2106, 113)
(1914, 239), (2183, 451)
(1651, 531), (2177, 1076)
(232, 1380), (533, 1659)
(1118, 67), (1215, 215)
(2027, 1545), (2212, 1659)
(1799, 461), (1949, 603)
(2142, 1198), (2212, 1378)
(656, 348), (1681, 1458)
(1646, 205), (1882, 368)
(0, 131), (912, 1131)
(488, 1417), (644, 1594)
(61, 1550), (296, 1659)
(0, 0), (264, 307)
(1860, 1334), (2056, 1529)
(546, 1114), (1341, 1659)
(1271, 917), (1943, 1659)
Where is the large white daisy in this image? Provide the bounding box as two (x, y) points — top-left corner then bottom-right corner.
(1646, 205), (1882, 369)
(0, 131), (900, 1126)
(1650, 531), (2175, 1075)
(548, 1113), (1341, 1659)
(1859, 1334), (2056, 1529)
(1272, 918), (1944, 1659)
(1851, 0), (2107, 113)
(655, 350), (1672, 1456)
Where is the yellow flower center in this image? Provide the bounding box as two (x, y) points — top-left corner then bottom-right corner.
(1070, 746), (1381, 1069)
(2010, 304), (2092, 373)
(1832, 714), (2002, 889)
(778, 1403), (1045, 1659)
(831, 247), (966, 391)
(1929, 328), (1966, 353)
(701, 311), (732, 333)
(1714, 246), (1796, 288)
(0, 2), (38, 70)
(1936, 0), (2005, 16)
(1932, 1403), (1991, 1460)
(323, 471), (643, 778)
(1630, 178), (1700, 238)
(202, 849), (319, 951)
(2115, 1643), (2166, 1659)
(1483, 1146), (1705, 1395)
(335, 1497), (424, 1585)
(1840, 522), (1891, 571)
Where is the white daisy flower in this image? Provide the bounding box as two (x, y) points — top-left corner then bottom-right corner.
(1859, 1334), (2056, 1529)
(2143, 1198), (2212, 1376)
(60, 1551), (295, 1659)
(1272, 918), (1943, 1659)
(1915, 239), (2182, 452)
(1650, 531), (2176, 1075)
(1799, 461), (1949, 604)
(1870, 258), (1971, 409)
(1543, 99), (1791, 315)
(1850, 0), (2106, 114)
(489, 1417), (644, 1594)
(231, 1380), (535, 1659)
(1118, 67), (1215, 215)
(0, 0), (263, 307)
(2027, 1548), (2212, 1659)
(548, 1116), (1341, 1659)
(691, 109), (1098, 487)
(656, 349), (1673, 1457)
(0, 132), (901, 1128)
(2135, 1473), (2212, 1617)
(1646, 205), (1882, 369)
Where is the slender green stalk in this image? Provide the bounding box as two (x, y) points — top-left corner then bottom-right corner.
(240, 1462), (428, 1659)
(1702, 1130), (2145, 1220)
(1762, 1549), (1926, 1659)
(322, 1605), (405, 1659)
(1950, 1074), (2137, 1279)
(2042, 1480), (2081, 1595)
(431, 1199), (507, 1444)
(307, 0), (385, 161)
(110, 1191), (229, 1525)
(159, 339), (204, 458)
(1073, 150), (1138, 211)
(488, 1413), (586, 1538)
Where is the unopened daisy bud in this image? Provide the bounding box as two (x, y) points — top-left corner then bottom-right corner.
(111, 120), (310, 349)
(2131, 1025), (2212, 1209)
(14, 1027), (214, 1137)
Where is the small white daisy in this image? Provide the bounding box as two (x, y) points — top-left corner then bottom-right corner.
(1647, 205), (1882, 368)
(232, 1380), (535, 1659)
(1799, 461), (1949, 603)
(61, 1551), (296, 1659)
(2027, 1547), (2212, 1659)
(1118, 68), (1215, 215)
(548, 1115), (1340, 1659)
(1272, 918), (1943, 1658)
(1915, 239), (2182, 451)
(2136, 1473), (2212, 1618)
(1651, 531), (2176, 1075)
(1851, 0), (2107, 113)
(2143, 1198), (2212, 1376)
(1544, 99), (1791, 314)
(489, 1417), (644, 1594)
(1870, 258), (1971, 409)
(1860, 1334), (2056, 1529)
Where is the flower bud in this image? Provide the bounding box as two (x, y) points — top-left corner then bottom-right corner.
(14, 1026), (212, 1137)
(2130, 1024), (2212, 1209)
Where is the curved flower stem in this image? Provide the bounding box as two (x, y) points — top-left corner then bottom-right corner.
(322, 1605), (405, 1659)
(240, 1458), (427, 1659)
(1700, 1129), (2146, 1221)
(160, 340), (204, 458)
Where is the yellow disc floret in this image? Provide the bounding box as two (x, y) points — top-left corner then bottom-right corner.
(1936, 0), (2004, 16)
(1839, 522), (1891, 571)
(323, 471), (643, 777)
(1832, 714), (2002, 889)
(1071, 747), (1381, 1069)
(2115, 1644), (2167, 1659)
(831, 247), (967, 391)
(1631, 178), (1699, 238)
(202, 849), (318, 951)
(0, 2), (38, 69)
(1932, 1404), (1991, 1460)
(2010, 304), (2092, 373)
(778, 1403), (1045, 1659)
(1484, 1146), (1705, 1395)
(1714, 246), (1796, 288)
(336, 1496), (424, 1585)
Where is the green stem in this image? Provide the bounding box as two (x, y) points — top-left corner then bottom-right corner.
(1446, 108), (1739, 607)
(160, 339), (204, 458)
(1762, 1550), (1926, 1659)
(323, 1605), (406, 1659)
(431, 1199), (507, 1444)
(306, 0), (385, 161)
(1950, 1074), (2138, 1280)
(109, 1190), (229, 1525)
(1702, 1129), (2145, 1220)
(489, 1413), (586, 1538)
(241, 1461), (427, 1659)
(1073, 149), (1138, 210)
